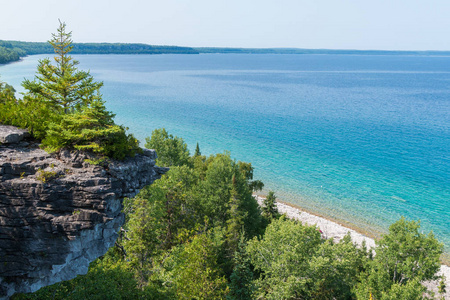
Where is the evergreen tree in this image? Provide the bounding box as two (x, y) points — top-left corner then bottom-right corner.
(194, 142), (201, 156)
(228, 236), (254, 300)
(223, 175), (247, 276)
(226, 175), (246, 248)
(262, 191), (280, 220)
(13, 21), (140, 159)
(22, 21), (103, 112)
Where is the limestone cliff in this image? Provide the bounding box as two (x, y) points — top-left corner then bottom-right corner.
(0, 125), (168, 298)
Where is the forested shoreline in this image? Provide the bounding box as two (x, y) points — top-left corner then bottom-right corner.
(0, 40), (199, 64)
(4, 38), (450, 66)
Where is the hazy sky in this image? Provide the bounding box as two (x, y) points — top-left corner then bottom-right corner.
(2, 0), (450, 50)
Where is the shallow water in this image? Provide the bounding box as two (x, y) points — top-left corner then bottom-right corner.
(1, 53), (449, 252)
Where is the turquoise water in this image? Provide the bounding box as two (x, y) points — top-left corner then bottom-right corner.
(1, 54), (449, 253)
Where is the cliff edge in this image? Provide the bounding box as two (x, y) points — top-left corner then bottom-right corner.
(0, 125), (168, 298)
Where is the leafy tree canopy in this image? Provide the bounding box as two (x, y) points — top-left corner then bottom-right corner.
(354, 217), (443, 299)
(145, 128), (191, 167)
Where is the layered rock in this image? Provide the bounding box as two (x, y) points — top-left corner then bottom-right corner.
(0, 125), (168, 298)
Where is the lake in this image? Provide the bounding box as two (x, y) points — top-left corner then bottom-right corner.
(1, 53), (449, 254)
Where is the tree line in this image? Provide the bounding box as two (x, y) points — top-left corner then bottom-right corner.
(0, 41), (27, 64)
(0, 40), (199, 65)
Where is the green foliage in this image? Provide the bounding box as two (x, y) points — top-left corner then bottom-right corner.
(379, 279), (429, 300)
(169, 230), (229, 299)
(305, 235), (369, 299)
(14, 127), (445, 299)
(238, 161), (264, 192)
(438, 275), (447, 299)
(377, 217), (443, 283)
(222, 178), (247, 276)
(198, 153), (264, 238)
(1, 39), (199, 56)
(41, 99), (140, 160)
(22, 21), (103, 112)
(119, 135), (265, 297)
(122, 150), (264, 276)
(262, 191), (280, 221)
(0, 92), (60, 140)
(0, 79), (16, 102)
(12, 254), (146, 300)
(247, 217), (321, 299)
(145, 128), (191, 167)
(1, 22), (139, 160)
(247, 217), (369, 299)
(354, 217), (443, 299)
(35, 169), (59, 183)
(227, 236), (254, 300)
(194, 142), (201, 156)
(122, 165), (197, 282)
(0, 45), (21, 64)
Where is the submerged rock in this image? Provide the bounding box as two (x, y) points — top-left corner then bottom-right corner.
(0, 125), (168, 298)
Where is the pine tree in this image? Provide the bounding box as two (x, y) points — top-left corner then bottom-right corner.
(22, 20), (103, 112)
(194, 142), (201, 156)
(18, 21), (140, 159)
(225, 176), (246, 265)
(228, 236), (254, 300)
(262, 191), (280, 220)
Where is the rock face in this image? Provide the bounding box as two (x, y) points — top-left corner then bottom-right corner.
(0, 125), (168, 298)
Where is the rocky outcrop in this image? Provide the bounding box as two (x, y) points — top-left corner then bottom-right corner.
(0, 125), (168, 298)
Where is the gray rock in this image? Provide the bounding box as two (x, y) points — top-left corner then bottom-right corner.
(0, 125), (168, 299)
(0, 126), (30, 144)
(141, 148), (157, 159)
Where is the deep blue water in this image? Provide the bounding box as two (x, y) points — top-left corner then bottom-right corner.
(1, 54), (449, 253)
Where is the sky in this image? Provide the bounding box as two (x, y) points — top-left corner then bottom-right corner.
(1, 0), (450, 51)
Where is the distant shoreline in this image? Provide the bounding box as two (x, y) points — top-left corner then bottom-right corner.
(3, 39), (450, 67)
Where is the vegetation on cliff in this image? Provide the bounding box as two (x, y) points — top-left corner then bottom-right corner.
(0, 22), (140, 160)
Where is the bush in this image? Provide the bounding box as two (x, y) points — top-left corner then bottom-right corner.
(42, 100), (141, 160)
(0, 96), (61, 140)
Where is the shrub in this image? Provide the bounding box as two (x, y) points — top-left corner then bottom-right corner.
(42, 100), (141, 160)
